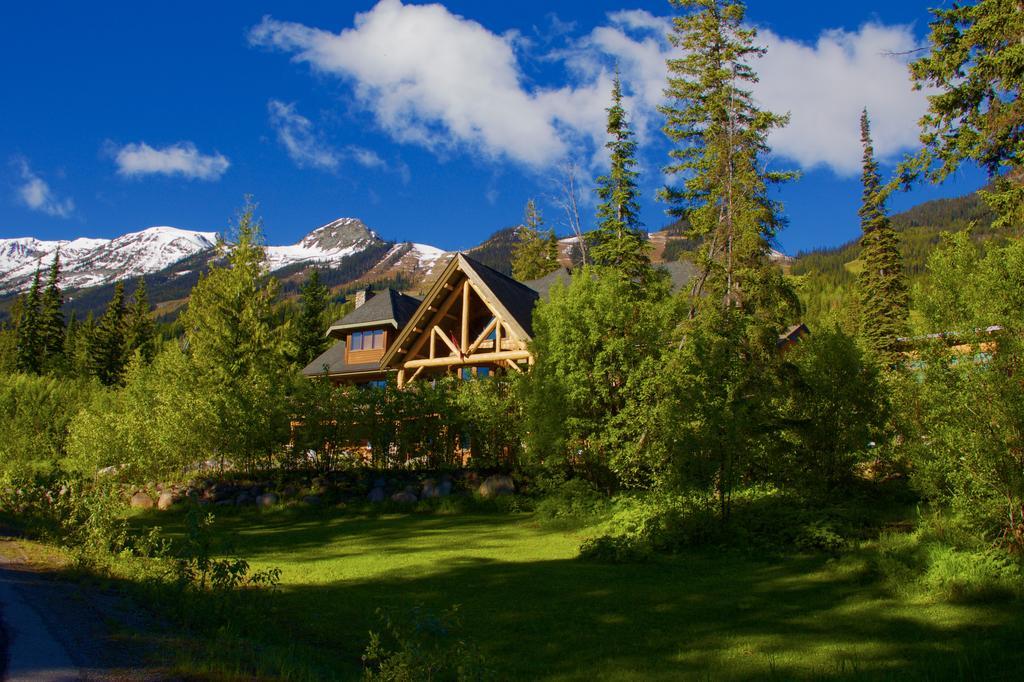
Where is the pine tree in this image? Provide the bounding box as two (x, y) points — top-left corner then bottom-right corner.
(902, 0), (1024, 228)
(38, 250), (65, 371)
(88, 281), (127, 385)
(181, 200), (288, 471)
(658, 0), (798, 523)
(591, 72), (650, 282)
(15, 267), (43, 374)
(293, 269), (330, 366)
(660, 0), (796, 318)
(511, 200), (560, 281)
(124, 278), (156, 363)
(857, 109), (908, 359)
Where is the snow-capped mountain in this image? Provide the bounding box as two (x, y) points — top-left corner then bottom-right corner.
(0, 227), (218, 294)
(264, 218), (382, 271)
(0, 217), (449, 297)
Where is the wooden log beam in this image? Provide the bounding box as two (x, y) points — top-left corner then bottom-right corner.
(405, 279), (464, 360)
(397, 368), (406, 389)
(461, 280), (471, 352)
(467, 317), (498, 355)
(403, 349), (532, 369)
(434, 325), (461, 356)
(504, 359), (524, 373)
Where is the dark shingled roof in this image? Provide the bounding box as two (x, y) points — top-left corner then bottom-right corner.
(300, 340), (386, 377)
(460, 254), (540, 338)
(327, 288), (422, 334)
(522, 267), (573, 299)
(522, 261), (699, 299)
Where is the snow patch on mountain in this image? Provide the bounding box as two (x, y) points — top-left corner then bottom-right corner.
(0, 226), (217, 294)
(264, 217), (381, 270)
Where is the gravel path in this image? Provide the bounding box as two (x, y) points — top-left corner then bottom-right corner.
(0, 541), (169, 682)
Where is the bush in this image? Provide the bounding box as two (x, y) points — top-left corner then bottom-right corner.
(362, 605), (492, 681)
(872, 515), (1023, 602)
(0, 373), (101, 476)
(534, 479), (610, 529)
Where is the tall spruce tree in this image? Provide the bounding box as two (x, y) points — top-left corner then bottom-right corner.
(88, 281), (128, 385)
(591, 72), (650, 282)
(901, 0), (1024, 228)
(660, 0), (795, 318)
(857, 109), (908, 358)
(511, 200), (560, 281)
(124, 278), (156, 363)
(38, 251), (65, 371)
(658, 0), (798, 522)
(293, 269), (330, 366)
(181, 201), (288, 470)
(15, 267), (43, 374)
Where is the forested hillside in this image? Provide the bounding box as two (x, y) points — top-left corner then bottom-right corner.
(792, 190), (1013, 330)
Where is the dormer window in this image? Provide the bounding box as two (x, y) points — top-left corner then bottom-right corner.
(351, 329), (385, 351)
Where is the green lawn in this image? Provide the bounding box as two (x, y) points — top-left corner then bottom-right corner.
(143, 505), (1024, 680)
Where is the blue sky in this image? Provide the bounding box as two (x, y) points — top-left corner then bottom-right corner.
(0, 0), (985, 255)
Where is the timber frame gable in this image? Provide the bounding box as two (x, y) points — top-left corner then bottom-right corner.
(380, 253), (538, 387)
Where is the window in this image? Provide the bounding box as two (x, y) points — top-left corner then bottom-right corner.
(350, 329), (385, 351)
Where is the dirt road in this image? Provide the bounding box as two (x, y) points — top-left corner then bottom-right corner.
(0, 540), (167, 681)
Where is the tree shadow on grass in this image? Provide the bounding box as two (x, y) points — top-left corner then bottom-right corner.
(120, 507), (1024, 680)
(268, 552), (1024, 680)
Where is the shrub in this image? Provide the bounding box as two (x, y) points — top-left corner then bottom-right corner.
(362, 605), (492, 681)
(872, 513), (1023, 602)
(0, 373), (101, 476)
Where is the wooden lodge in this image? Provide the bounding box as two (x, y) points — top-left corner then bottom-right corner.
(302, 253), (808, 387)
(302, 254), (543, 386)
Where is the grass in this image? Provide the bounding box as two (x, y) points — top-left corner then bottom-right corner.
(122, 503), (1024, 680)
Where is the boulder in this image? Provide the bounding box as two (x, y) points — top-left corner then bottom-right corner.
(257, 493), (278, 508)
(478, 475), (515, 498)
(391, 490), (418, 504)
(367, 487), (386, 503)
(157, 492), (175, 511)
(421, 479), (439, 498)
(130, 491), (154, 510)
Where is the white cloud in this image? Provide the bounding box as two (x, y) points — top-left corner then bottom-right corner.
(268, 99), (340, 170)
(251, 2), (928, 177)
(349, 146), (386, 169)
(755, 24), (928, 175)
(14, 159), (74, 218)
(250, 0), (568, 167)
(113, 141), (230, 180)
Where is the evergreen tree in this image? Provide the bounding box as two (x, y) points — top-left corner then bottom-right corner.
(658, 0), (798, 522)
(38, 251), (65, 371)
(15, 268), (43, 374)
(511, 200), (560, 281)
(857, 109), (908, 358)
(124, 278), (156, 363)
(181, 200), (289, 471)
(293, 269), (330, 367)
(660, 0), (796, 318)
(901, 0), (1024, 228)
(591, 73), (650, 281)
(88, 282), (127, 385)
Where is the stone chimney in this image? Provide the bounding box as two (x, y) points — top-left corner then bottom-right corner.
(353, 287), (374, 308)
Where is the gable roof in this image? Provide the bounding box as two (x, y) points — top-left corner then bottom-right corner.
(326, 288), (422, 337)
(461, 253), (540, 338)
(380, 253), (540, 369)
(300, 340), (386, 378)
